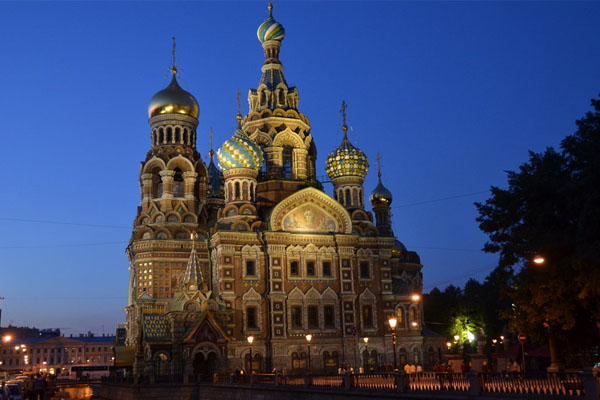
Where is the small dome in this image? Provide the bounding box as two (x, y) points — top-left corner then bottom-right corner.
(148, 75), (199, 119)
(257, 4), (285, 43)
(217, 128), (264, 172)
(370, 176), (393, 207)
(325, 134), (369, 180)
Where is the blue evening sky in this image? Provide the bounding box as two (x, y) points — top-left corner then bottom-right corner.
(0, 1), (598, 335)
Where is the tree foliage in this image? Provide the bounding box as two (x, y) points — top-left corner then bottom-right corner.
(475, 96), (600, 366)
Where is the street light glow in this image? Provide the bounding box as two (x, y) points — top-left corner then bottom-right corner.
(247, 335), (254, 345)
(388, 316), (397, 329)
(411, 294), (421, 301)
(363, 337), (369, 344)
(453, 334), (460, 341)
(305, 333), (312, 343)
(467, 331), (475, 342)
(533, 256), (545, 264)
(2, 335), (12, 343)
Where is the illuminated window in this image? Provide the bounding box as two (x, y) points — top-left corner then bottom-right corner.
(396, 307), (404, 324)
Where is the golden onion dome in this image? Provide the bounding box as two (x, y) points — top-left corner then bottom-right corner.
(370, 174), (393, 207)
(148, 74), (199, 119)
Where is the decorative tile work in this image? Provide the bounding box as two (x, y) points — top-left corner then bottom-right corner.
(217, 129), (264, 171)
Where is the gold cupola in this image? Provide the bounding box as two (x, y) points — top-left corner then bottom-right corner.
(148, 38), (199, 119)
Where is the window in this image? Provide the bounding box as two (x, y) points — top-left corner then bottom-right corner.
(290, 261), (299, 276)
(396, 307), (404, 324)
(359, 262), (370, 278)
(246, 260), (255, 276)
(291, 306), (302, 328)
(235, 182), (241, 199)
(324, 305), (335, 328)
(282, 146), (293, 178)
(308, 306), (319, 328)
(409, 307), (417, 322)
(247, 306), (257, 329)
(322, 261), (331, 277)
(306, 261), (315, 276)
(362, 305), (373, 327)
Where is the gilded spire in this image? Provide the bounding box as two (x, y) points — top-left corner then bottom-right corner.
(268, 1), (273, 18)
(170, 36), (177, 75)
(376, 152), (382, 179)
(236, 88), (242, 128)
(340, 100), (348, 136)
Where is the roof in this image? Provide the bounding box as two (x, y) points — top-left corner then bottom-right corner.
(10, 335), (115, 345)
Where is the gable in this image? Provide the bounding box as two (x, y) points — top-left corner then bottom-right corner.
(270, 187), (352, 234)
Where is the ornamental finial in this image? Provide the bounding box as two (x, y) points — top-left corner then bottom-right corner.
(340, 100), (348, 136)
(209, 128), (214, 160)
(236, 88), (242, 128)
(268, 1), (273, 18)
(376, 152), (382, 179)
(170, 36), (177, 75)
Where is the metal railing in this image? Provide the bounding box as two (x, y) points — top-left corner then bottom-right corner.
(101, 370), (599, 398)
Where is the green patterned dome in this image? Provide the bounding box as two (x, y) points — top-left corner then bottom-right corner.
(257, 3), (285, 43)
(325, 132), (369, 179)
(217, 128), (264, 172)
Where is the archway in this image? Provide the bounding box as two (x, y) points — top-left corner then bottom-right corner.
(193, 351), (218, 380)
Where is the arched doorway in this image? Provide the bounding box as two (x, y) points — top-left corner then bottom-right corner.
(193, 351), (218, 380)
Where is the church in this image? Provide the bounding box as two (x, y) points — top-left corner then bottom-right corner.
(124, 3), (445, 378)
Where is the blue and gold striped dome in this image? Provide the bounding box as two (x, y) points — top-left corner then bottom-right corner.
(257, 3), (285, 43)
(325, 133), (369, 179)
(217, 128), (264, 172)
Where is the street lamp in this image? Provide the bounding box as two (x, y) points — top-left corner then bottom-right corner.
(411, 294), (421, 302)
(2, 335), (12, 343)
(247, 335), (254, 374)
(363, 337), (369, 372)
(305, 333), (312, 373)
(453, 334), (460, 342)
(388, 316), (397, 371)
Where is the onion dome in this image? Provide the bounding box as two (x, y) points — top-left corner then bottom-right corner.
(370, 174), (393, 207)
(217, 125), (264, 172)
(325, 129), (369, 180)
(148, 74), (199, 119)
(257, 2), (285, 43)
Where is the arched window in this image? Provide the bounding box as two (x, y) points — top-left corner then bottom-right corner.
(399, 348), (407, 366)
(282, 146), (293, 178)
(175, 127), (181, 143)
(159, 128), (165, 144)
(345, 189), (351, 206)
(173, 168), (184, 197)
(183, 129), (188, 145)
(413, 348), (420, 364)
(396, 307), (404, 325)
(278, 90), (285, 105)
(167, 127), (173, 143)
(235, 182), (241, 199)
(409, 307), (417, 323)
(259, 145), (267, 178)
(151, 167), (163, 198)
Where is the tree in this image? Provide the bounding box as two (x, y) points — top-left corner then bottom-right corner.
(475, 96), (600, 369)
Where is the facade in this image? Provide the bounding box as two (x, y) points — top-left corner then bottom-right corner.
(124, 4), (445, 378)
(0, 334), (115, 375)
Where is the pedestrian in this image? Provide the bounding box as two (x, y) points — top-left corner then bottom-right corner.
(32, 373), (46, 400)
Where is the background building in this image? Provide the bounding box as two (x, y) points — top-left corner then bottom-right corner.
(124, 4), (445, 378)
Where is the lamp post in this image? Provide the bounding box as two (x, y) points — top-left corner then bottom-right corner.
(305, 333), (312, 373)
(247, 335), (254, 374)
(363, 337), (369, 372)
(388, 316), (397, 371)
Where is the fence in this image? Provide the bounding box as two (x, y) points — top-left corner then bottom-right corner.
(102, 370), (600, 399)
